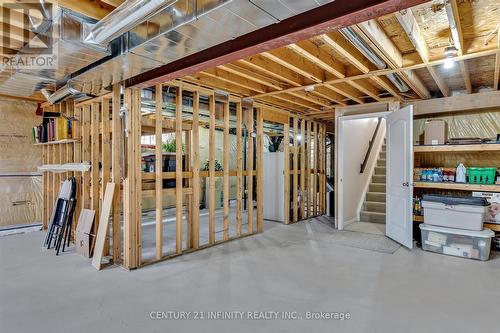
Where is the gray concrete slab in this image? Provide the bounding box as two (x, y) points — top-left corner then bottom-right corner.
(1, 218), (500, 333)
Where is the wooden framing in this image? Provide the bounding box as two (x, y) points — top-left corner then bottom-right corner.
(175, 87), (183, 254)
(191, 91), (201, 248)
(208, 94), (216, 244)
(256, 108), (264, 233)
(236, 102), (243, 235)
(246, 104), (254, 233)
(155, 84), (163, 259)
(223, 101), (230, 240)
(283, 120), (290, 224)
(39, 80), (327, 270)
(292, 117), (299, 222)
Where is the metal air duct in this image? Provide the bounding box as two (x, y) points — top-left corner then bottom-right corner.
(84, 0), (180, 47)
(340, 26), (410, 93)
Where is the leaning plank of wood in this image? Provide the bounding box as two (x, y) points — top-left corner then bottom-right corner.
(92, 183), (116, 270)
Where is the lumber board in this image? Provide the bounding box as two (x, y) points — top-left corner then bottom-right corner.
(292, 117), (299, 222)
(236, 102), (243, 235)
(92, 182), (116, 270)
(191, 92), (200, 249)
(246, 106), (254, 233)
(111, 84), (121, 262)
(283, 120), (290, 224)
(175, 87), (183, 254)
(91, 102), (100, 232)
(208, 95), (216, 244)
(155, 84), (163, 260)
(223, 102), (230, 240)
(256, 108), (264, 232)
(300, 119), (306, 219)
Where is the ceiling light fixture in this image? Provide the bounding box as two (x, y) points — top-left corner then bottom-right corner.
(443, 45), (458, 69)
(304, 85), (315, 92)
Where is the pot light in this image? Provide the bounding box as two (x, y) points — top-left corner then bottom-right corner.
(443, 45), (458, 70)
(443, 58), (455, 69)
(304, 85), (315, 92)
(297, 134), (302, 141)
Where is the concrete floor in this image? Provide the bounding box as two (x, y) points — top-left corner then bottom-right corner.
(344, 221), (385, 235)
(1, 217), (500, 333)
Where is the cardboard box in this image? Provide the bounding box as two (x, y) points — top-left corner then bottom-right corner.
(75, 209), (95, 258)
(424, 119), (447, 145)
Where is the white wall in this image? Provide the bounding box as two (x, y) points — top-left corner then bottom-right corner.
(341, 117), (386, 224)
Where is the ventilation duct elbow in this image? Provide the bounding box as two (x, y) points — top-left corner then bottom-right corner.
(84, 0), (180, 47)
(43, 82), (93, 104)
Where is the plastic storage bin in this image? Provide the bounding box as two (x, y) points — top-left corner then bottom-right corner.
(419, 223), (494, 261)
(421, 195), (489, 231)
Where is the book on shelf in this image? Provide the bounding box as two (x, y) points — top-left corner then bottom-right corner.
(33, 114), (77, 143)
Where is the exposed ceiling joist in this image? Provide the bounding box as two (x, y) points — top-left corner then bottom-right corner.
(445, 0), (472, 93)
(239, 57), (305, 87)
(262, 48), (326, 83)
(347, 79), (382, 101)
(326, 83), (364, 104)
(288, 40), (346, 78)
(354, 19), (431, 99)
(427, 66), (450, 97)
(396, 8), (430, 63)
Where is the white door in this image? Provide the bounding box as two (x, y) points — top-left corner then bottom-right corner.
(386, 105), (413, 248)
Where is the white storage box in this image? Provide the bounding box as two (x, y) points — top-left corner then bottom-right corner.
(419, 223), (494, 261)
(422, 195), (489, 231)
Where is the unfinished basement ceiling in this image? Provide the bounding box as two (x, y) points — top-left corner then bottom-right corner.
(0, 0), (336, 99)
(164, 0), (500, 121)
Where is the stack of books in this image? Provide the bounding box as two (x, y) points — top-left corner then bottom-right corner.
(33, 116), (75, 143)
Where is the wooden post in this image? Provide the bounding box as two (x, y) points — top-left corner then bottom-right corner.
(101, 98), (111, 254)
(300, 119), (306, 220)
(111, 84), (121, 262)
(292, 116), (298, 223)
(208, 94), (216, 244)
(311, 122), (319, 216)
(256, 108), (264, 232)
(185, 130), (192, 248)
(283, 119), (290, 224)
(123, 88), (140, 269)
(82, 105), (91, 209)
(91, 102), (100, 232)
(223, 102), (230, 240)
(175, 87), (183, 254)
(236, 103), (243, 236)
(306, 120), (312, 219)
(191, 91), (200, 249)
(246, 107), (254, 233)
(155, 84), (163, 260)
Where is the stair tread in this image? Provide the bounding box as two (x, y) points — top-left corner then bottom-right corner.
(361, 211), (386, 216)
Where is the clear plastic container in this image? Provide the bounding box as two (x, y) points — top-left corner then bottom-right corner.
(419, 223), (494, 261)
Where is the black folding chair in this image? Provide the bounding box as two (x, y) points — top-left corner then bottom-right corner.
(44, 177), (77, 255)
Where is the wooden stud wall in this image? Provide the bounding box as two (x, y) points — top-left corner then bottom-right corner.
(40, 82), (326, 271)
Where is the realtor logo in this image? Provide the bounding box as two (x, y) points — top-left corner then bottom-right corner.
(1, 1), (58, 70)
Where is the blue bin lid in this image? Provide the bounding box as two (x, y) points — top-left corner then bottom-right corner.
(422, 194), (490, 206)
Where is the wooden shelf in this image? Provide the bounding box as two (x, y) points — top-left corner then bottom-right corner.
(413, 216), (500, 231)
(34, 139), (78, 146)
(414, 143), (500, 153)
(414, 181), (500, 192)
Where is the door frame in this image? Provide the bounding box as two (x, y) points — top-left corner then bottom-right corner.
(335, 111), (391, 230)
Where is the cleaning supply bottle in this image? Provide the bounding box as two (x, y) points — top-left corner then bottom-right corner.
(456, 163), (467, 183)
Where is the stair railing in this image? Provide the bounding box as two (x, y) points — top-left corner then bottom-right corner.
(360, 117), (382, 174)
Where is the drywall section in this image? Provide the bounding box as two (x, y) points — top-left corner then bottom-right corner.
(341, 117), (385, 225)
(0, 97), (42, 227)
